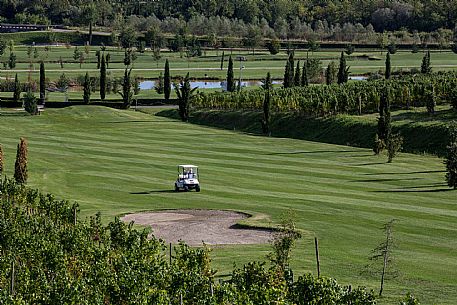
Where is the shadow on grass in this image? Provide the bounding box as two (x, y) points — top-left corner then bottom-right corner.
(363, 170), (445, 175)
(373, 188), (453, 193)
(267, 150), (360, 155)
(353, 162), (387, 166)
(130, 190), (176, 194)
(396, 183), (448, 189)
(102, 120), (157, 124)
(355, 177), (423, 183)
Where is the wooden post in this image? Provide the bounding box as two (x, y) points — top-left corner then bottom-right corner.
(210, 282), (214, 297)
(180, 292), (183, 305)
(10, 260), (15, 296)
(169, 242), (172, 265)
(314, 237), (320, 278)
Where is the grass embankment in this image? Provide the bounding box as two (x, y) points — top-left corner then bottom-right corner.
(0, 106), (456, 304)
(156, 105), (457, 156)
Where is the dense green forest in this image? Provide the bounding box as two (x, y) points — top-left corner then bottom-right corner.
(1, 0), (457, 40)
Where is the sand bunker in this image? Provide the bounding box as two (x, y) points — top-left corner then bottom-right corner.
(121, 209), (273, 245)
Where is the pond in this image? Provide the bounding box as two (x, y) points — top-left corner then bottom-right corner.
(139, 80), (281, 91)
(139, 77), (367, 91)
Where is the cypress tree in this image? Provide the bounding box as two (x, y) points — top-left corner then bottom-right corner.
(120, 68), (133, 109)
(83, 72), (91, 104)
(294, 60), (301, 87)
(421, 50), (431, 74)
(14, 137), (28, 184)
(220, 51), (225, 71)
(100, 54), (106, 100)
(337, 51), (349, 84)
(96, 50), (101, 69)
(261, 72), (272, 135)
(374, 87), (391, 154)
(283, 52), (294, 88)
(445, 124), (457, 189)
(0, 144), (4, 175)
(39, 61), (45, 105)
(164, 59), (171, 99)
(385, 52), (391, 79)
(301, 61), (309, 86)
(227, 56), (235, 92)
(325, 61), (336, 85)
(13, 73), (20, 103)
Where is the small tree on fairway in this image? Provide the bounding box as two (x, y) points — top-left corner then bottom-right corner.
(421, 50), (431, 74)
(386, 133), (403, 163)
(13, 73), (20, 103)
(164, 59), (171, 99)
(261, 72), (272, 135)
(23, 90), (38, 115)
(119, 68), (133, 109)
(100, 54), (106, 100)
(268, 214), (301, 275)
(367, 219), (397, 297)
(226, 56), (235, 92)
(294, 61), (301, 87)
(174, 73), (198, 122)
(301, 61), (309, 86)
(83, 72), (91, 105)
(345, 43), (355, 55)
(445, 123), (457, 189)
(155, 72), (164, 94)
(267, 38), (280, 55)
(39, 61), (45, 104)
(14, 138), (28, 184)
(337, 51), (349, 84)
(8, 51), (16, 69)
(385, 52), (391, 79)
(0, 144), (4, 175)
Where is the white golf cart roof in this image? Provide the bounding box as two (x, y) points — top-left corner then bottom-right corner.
(179, 165), (198, 168)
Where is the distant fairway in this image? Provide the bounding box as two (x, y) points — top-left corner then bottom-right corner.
(0, 106), (456, 304)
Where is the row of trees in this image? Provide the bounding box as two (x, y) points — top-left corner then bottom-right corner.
(2, 0), (457, 34)
(0, 176), (383, 304)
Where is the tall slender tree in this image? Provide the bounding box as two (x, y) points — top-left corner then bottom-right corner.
(445, 123), (457, 189)
(337, 51), (349, 84)
(164, 59), (171, 100)
(13, 73), (20, 103)
(385, 52), (391, 79)
(220, 51), (225, 70)
(226, 56), (235, 92)
(261, 72), (272, 135)
(325, 61), (336, 85)
(83, 72), (91, 105)
(301, 61), (309, 86)
(100, 54), (106, 100)
(283, 52), (294, 88)
(421, 50), (432, 74)
(374, 87), (391, 154)
(14, 138), (28, 184)
(39, 61), (45, 105)
(294, 60), (301, 87)
(0, 144), (4, 175)
(174, 73), (198, 122)
(120, 68), (133, 109)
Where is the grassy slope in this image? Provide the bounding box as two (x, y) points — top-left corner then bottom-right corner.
(156, 105), (457, 156)
(0, 106), (456, 304)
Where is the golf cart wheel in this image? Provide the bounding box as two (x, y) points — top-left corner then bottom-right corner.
(174, 184), (179, 192)
(195, 185), (201, 192)
(184, 186), (189, 192)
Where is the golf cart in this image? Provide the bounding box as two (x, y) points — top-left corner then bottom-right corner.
(174, 165), (200, 192)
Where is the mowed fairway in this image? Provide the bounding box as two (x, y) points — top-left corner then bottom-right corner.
(0, 106), (456, 304)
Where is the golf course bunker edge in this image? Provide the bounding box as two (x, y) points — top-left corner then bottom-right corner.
(121, 209), (273, 246)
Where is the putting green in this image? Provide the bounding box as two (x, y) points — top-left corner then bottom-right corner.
(0, 106), (455, 304)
